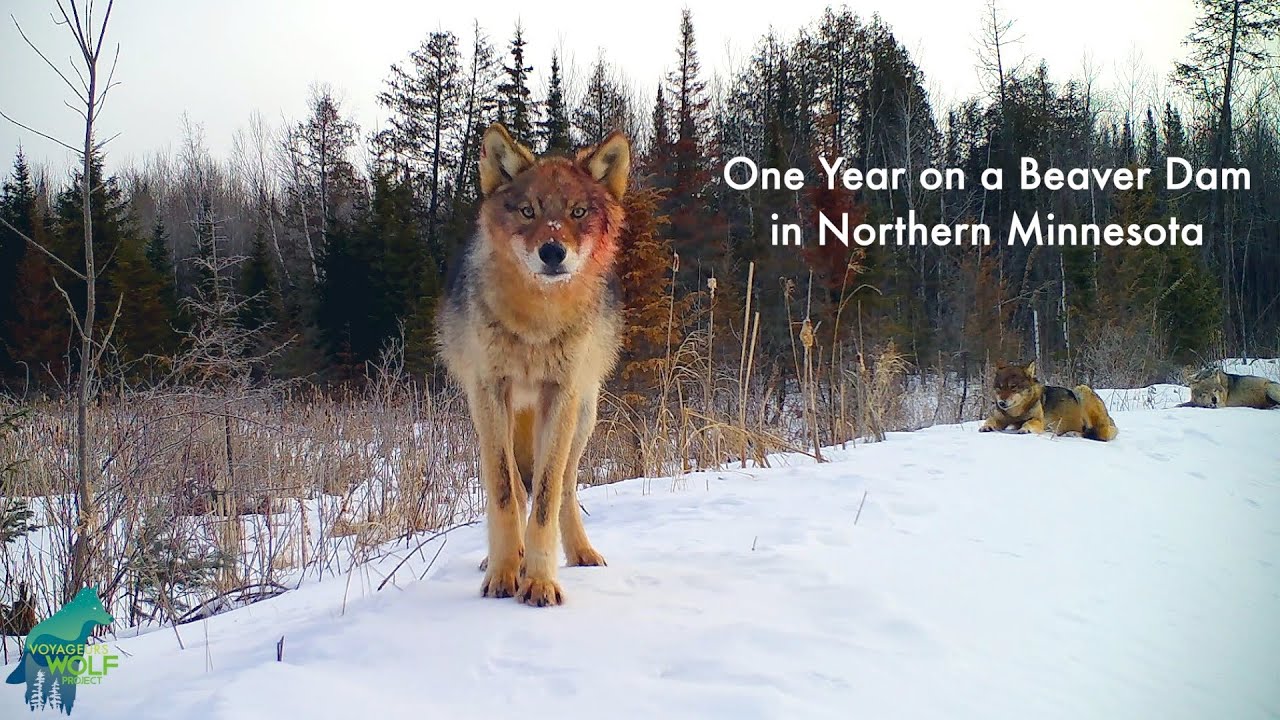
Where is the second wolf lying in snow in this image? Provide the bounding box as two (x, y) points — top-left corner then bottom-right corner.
(980, 360), (1119, 441)
(1183, 368), (1280, 409)
(436, 124), (631, 607)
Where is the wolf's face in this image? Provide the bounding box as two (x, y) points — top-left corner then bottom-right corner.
(477, 126), (630, 286)
(1189, 371), (1228, 408)
(993, 361), (1039, 414)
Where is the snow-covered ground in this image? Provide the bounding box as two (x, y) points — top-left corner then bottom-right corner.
(9, 398), (1278, 720)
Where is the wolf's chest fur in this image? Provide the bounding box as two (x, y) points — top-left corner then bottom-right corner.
(440, 253), (621, 408)
(476, 297), (593, 405)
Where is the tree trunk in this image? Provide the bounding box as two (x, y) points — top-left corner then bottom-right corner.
(70, 40), (98, 604)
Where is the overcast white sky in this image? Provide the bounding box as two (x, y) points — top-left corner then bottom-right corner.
(0, 0), (1198, 175)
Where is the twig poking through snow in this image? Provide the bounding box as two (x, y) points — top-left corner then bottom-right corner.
(417, 536), (449, 582)
(376, 520), (478, 592)
(276, 636), (284, 662)
(752, 536), (758, 551)
(854, 490), (868, 526)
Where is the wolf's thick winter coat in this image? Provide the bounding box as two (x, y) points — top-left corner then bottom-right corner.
(1185, 369), (1280, 409)
(979, 361), (1118, 441)
(437, 125), (631, 606)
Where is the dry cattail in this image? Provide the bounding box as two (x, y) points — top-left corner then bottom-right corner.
(800, 318), (815, 349)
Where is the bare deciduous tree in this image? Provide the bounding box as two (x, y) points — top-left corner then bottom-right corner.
(1, 0), (121, 601)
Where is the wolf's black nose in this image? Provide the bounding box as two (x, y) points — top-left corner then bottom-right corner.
(539, 241), (567, 267)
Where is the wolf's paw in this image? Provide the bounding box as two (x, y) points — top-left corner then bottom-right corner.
(516, 576), (565, 607)
(1014, 427), (1033, 434)
(479, 546), (523, 572)
(566, 546), (607, 567)
(978, 424), (996, 432)
(481, 565), (521, 599)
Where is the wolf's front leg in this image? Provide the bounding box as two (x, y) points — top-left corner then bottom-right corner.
(1017, 416), (1046, 434)
(519, 384), (579, 606)
(979, 414), (1005, 432)
(561, 392), (606, 567)
(469, 382), (524, 599)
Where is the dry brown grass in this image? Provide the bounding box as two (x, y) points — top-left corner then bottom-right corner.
(0, 267), (918, 632)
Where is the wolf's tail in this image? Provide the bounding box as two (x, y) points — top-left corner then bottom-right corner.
(1075, 385), (1118, 442)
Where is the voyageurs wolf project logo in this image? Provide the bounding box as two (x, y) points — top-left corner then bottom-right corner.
(5, 587), (117, 714)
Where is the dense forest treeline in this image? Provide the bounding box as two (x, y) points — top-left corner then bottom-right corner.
(1, 1), (1277, 397)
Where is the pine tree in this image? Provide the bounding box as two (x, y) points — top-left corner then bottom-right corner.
(377, 32), (462, 246)
(370, 170), (423, 336)
(8, 241), (66, 379)
(575, 54), (629, 145)
(497, 22), (535, 145)
(237, 230), (280, 338)
(402, 259), (444, 379)
(145, 215), (181, 337)
(146, 216), (171, 278)
(667, 9), (712, 175)
(47, 679), (63, 713)
(655, 9), (727, 309)
(29, 669), (45, 709)
(1140, 106), (1160, 170)
(449, 21), (502, 221)
(283, 88), (360, 286)
(317, 214), (377, 379)
(647, 87), (672, 166)
(539, 53), (572, 153)
(1175, 0), (1280, 165)
(53, 156), (176, 367)
(0, 150), (36, 373)
(1119, 112), (1136, 165)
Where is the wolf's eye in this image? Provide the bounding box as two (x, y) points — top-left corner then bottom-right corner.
(520, 205), (535, 219)
(571, 206), (587, 219)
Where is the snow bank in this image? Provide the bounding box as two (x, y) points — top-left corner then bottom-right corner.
(15, 403), (1277, 720)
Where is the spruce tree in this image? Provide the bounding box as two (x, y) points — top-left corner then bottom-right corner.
(656, 9), (729, 319)
(539, 53), (572, 153)
(497, 22), (535, 145)
(54, 156), (176, 367)
(8, 245), (65, 379)
(376, 32), (461, 247)
(575, 54), (629, 145)
(316, 214), (377, 379)
(0, 150), (36, 373)
(647, 86), (672, 167)
(238, 230), (280, 336)
(145, 216), (180, 334)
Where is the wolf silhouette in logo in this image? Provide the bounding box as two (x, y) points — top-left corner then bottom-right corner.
(5, 586), (114, 714)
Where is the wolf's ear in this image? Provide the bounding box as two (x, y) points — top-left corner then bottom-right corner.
(1215, 370), (1229, 384)
(1024, 360), (1037, 378)
(995, 359), (1008, 369)
(479, 124), (535, 197)
(577, 131), (631, 200)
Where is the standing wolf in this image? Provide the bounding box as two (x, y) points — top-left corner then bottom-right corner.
(437, 124), (630, 607)
(979, 360), (1119, 441)
(1184, 368), (1280, 409)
